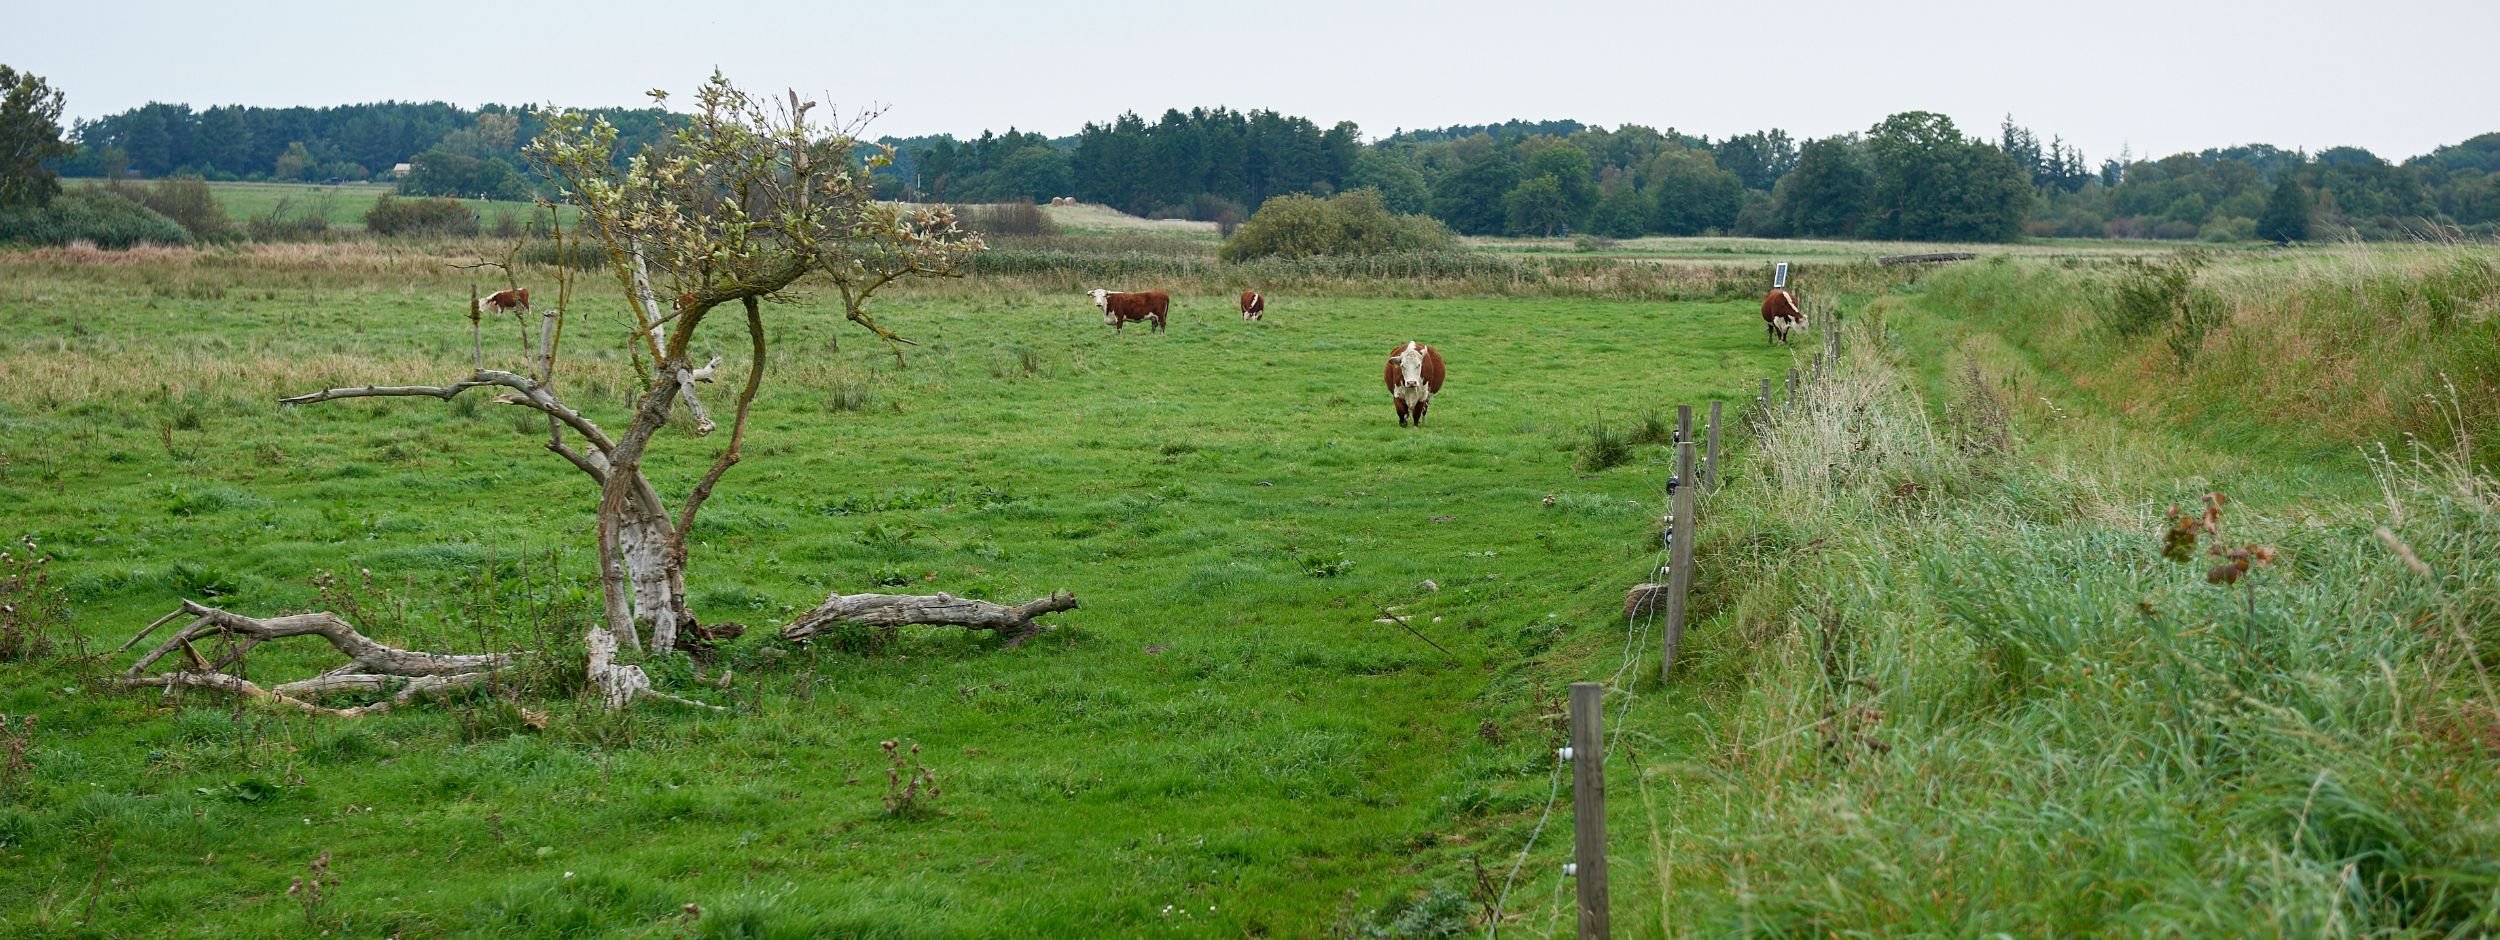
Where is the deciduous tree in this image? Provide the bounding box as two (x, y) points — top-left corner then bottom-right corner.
(1863, 112), (2030, 241)
(121, 75), (1072, 714)
(2257, 176), (2311, 243)
(1645, 146), (1744, 236)
(0, 64), (73, 209)
(1772, 137), (1870, 237)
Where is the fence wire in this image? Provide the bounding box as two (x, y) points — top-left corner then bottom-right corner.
(1487, 462), (1681, 937)
(1491, 320), (1837, 937)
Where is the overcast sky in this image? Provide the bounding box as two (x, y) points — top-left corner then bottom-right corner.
(13, 0), (2498, 162)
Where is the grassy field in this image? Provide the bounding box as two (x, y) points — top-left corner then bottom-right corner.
(2, 232), (2494, 937)
(1038, 203), (1223, 240)
(71, 180), (561, 234)
(0, 247), (1784, 936)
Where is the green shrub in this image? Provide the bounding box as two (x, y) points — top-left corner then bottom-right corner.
(244, 195), (332, 241)
(1220, 189), (1459, 261)
(2196, 215), (2256, 243)
(364, 195), (479, 237)
(0, 187), (190, 248)
(109, 176), (232, 241)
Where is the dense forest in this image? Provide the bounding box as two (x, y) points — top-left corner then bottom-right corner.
(870, 111), (2499, 242)
(52, 97), (2500, 242)
(59, 101), (674, 200)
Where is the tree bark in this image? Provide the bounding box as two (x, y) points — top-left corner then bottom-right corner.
(780, 590), (1078, 648)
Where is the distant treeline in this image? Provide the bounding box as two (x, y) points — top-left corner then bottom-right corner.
(879, 111), (2500, 242)
(54, 96), (2500, 243)
(57, 101), (675, 200)
(878, 107), (1362, 228)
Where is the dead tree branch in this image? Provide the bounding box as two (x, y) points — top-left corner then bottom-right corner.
(120, 601), (516, 717)
(780, 590), (1078, 648)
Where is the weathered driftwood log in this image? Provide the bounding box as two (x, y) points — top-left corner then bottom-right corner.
(779, 590), (1078, 648)
(127, 670), (498, 718)
(122, 600), (517, 717)
(122, 599), (723, 716)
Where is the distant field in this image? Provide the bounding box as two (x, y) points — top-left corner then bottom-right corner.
(72, 179), (564, 233)
(1037, 202), (1222, 239)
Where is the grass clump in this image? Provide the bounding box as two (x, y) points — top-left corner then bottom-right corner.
(1575, 421), (1635, 471)
(362, 195), (479, 237)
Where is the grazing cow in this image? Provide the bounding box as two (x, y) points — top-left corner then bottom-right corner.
(1089, 288), (1170, 333)
(1239, 290), (1265, 321)
(477, 287), (531, 316)
(1382, 341), (1446, 428)
(1761, 288), (1807, 345)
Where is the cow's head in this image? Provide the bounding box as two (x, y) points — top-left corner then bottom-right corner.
(1391, 343), (1428, 391)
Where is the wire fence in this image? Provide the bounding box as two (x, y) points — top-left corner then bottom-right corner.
(1485, 301), (1846, 938)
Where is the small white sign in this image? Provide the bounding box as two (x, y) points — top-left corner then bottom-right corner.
(1773, 262), (1789, 288)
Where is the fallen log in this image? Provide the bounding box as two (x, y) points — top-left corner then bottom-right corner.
(122, 600), (519, 717)
(779, 590), (1078, 648)
(122, 599), (725, 715)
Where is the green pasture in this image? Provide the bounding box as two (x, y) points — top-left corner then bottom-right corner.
(0, 260), (1786, 936)
(3, 238), (2494, 937)
(72, 180), (562, 234)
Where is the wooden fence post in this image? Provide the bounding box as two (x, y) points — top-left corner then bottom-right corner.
(1703, 400), (1722, 493)
(1786, 368), (1799, 406)
(1675, 403), (1692, 447)
(1813, 351), (1825, 386)
(1662, 441), (1698, 678)
(1757, 378), (1772, 424)
(1568, 682), (1610, 940)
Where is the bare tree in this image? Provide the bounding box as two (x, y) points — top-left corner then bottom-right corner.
(123, 74), (1077, 711)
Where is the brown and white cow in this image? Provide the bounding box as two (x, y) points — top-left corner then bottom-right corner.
(1383, 341), (1446, 428)
(1238, 290), (1265, 321)
(1761, 288), (1807, 345)
(477, 287), (530, 317)
(1089, 288), (1170, 333)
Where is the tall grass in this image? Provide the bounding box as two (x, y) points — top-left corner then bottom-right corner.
(1918, 245), (2500, 465)
(1629, 266), (2500, 935)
